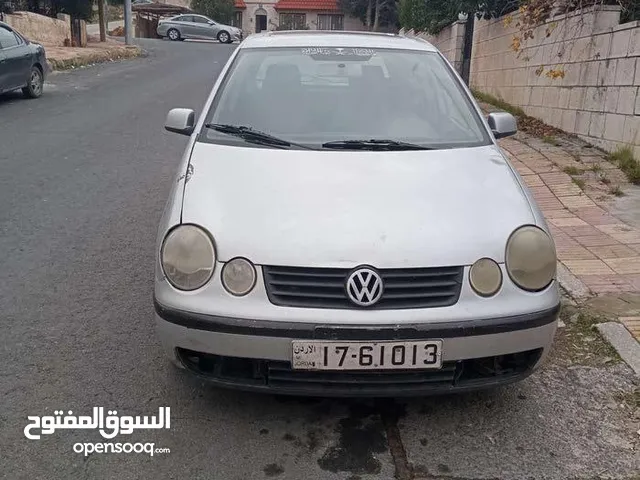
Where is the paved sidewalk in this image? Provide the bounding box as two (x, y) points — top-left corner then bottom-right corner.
(498, 135), (640, 297)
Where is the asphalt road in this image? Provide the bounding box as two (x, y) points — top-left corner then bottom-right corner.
(0, 39), (638, 480)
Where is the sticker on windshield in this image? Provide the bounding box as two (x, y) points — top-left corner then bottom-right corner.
(302, 47), (376, 57)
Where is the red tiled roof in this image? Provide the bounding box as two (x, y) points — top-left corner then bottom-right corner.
(274, 0), (339, 11)
(234, 0), (246, 8)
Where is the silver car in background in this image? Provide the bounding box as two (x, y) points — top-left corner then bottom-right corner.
(154, 31), (560, 397)
(157, 14), (242, 43)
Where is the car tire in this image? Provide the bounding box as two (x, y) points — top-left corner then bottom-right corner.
(22, 66), (43, 99)
(167, 28), (181, 41)
(217, 30), (231, 43)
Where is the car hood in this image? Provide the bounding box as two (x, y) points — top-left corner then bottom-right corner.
(181, 142), (535, 268)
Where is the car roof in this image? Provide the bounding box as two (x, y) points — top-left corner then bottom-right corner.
(171, 13), (207, 18)
(0, 21), (20, 34)
(239, 31), (437, 52)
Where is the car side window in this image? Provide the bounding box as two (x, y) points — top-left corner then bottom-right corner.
(181, 15), (194, 22)
(0, 26), (20, 49)
(193, 16), (210, 24)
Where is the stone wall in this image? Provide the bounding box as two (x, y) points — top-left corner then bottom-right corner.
(470, 5), (640, 157)
(4, 11), (71, 47)
(400, 22), (466, 72)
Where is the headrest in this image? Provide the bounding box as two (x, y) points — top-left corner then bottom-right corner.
(361, 65), (385, 82)
(262, 63), (301, 91)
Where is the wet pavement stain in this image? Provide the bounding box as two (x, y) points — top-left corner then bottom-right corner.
(306, 428), (322, 451)
(263, 463), (284, 477)
(412, 464), (504, 480)
(317, 404), (387, 475)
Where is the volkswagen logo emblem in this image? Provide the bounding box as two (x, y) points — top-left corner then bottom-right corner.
(346, 267), (384, 307)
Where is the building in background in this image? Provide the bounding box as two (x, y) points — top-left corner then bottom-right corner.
(231, 0), (367, 33)
(147, 0), (369, 34)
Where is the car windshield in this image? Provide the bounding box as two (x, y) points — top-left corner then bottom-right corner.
(203, 46), (491, 150)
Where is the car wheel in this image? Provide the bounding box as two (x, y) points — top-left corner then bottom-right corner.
(167, 28), (181, 41)
(217, 31), (230, 43)
(22, 66), (43, 99)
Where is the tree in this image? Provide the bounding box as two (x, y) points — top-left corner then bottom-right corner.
(373, 0), (399, 30)
(55, 0), (94, 19)
(338, 0), (399, 30)
(191, 0), (235, 23)
(399, 0), (518, 33)
(10, 0), (94, 18)
(339, 0), (371, 28)
(97, 0), (106, 41)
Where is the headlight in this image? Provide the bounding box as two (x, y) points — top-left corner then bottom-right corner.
(221, 257), (256, 296)
(161, 225), (216, 291)
(506, 225), (556, 291)
(469, 258), (502, 297)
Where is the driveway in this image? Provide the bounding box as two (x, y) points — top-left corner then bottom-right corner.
(0, 39), (638, 480)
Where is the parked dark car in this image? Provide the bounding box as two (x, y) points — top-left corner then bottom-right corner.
(0, 21), (49, 99)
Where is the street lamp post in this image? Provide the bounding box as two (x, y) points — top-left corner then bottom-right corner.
(124, 0), (133, 45)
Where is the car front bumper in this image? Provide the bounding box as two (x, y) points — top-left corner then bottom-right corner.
(154, 300), (560, 397)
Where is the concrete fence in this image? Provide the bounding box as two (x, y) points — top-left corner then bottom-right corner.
(471, 5), (640, 157)
(401, 5), (640, 157)
(3, 11), (71, 46)
(400, 23), (466, 73)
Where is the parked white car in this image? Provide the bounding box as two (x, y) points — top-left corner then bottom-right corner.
(154, 31), (560, 397)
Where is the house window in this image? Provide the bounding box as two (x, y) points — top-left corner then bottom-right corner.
(279, 13), (306, 30)
(232, 11), (243, 28)
(317, 14), (343, 30)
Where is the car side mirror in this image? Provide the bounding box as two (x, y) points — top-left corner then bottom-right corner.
(487, 112), (517, 139)
(165, 108), (196, 136)
(207, 20), (215, 25)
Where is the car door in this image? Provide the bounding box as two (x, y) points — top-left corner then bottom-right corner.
(0, 48), (8, 93)
(0, 26), (31, 90)
(177, 15), (198, 38)
(165, 15), (189, 38)
(191, 15), (216, 39)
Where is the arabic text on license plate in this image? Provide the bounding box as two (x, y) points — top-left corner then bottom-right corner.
(291, 340), (443, 371)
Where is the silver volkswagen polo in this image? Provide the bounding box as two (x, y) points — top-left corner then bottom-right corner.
(154, 31), (560, 396)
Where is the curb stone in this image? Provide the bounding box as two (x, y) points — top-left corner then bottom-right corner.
(556, 262), (592, 301)
(596, 322), (640, 376)
(48, 46), (142, 71)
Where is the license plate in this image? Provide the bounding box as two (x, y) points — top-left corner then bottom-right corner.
(291, 340), (443, 371)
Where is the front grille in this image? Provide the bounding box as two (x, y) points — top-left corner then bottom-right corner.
(266, 362), (458, 391)
(263, 266), (463, 309)
(175, 348), (543, 396)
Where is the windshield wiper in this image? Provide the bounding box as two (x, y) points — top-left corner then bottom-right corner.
(321, 139), (433, 151)
(205, 124), (317, 150)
